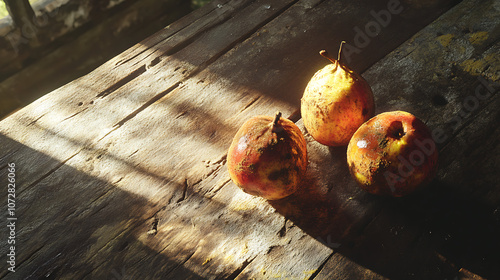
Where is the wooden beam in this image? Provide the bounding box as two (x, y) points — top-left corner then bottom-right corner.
(4, 0), (36, 29)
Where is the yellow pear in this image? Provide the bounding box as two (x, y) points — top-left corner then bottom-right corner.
(301, 42), (375, 146)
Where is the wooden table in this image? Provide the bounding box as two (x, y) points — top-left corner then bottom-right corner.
(1, 0), (498, 279)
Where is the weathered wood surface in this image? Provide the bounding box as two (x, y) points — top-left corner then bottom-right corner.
(0, 0), (498, 279)
(0, 0), (191, 119)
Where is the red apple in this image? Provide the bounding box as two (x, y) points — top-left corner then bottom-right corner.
(227, 112), (308, 200)
(347, 111), (438, 196)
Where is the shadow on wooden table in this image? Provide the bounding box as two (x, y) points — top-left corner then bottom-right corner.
(269, 145), (500, 279)
(0, 133), (209, 279)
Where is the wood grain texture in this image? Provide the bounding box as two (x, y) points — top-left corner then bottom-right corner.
(0, 0), (192, 119)
(2, 0), (497, 279)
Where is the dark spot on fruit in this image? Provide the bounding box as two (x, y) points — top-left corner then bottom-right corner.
(284, 153), (292, 160)
(248, 163), (257, 172)
(432, 94), (448, 106)
(77, 102), (83, 106)
(377, 160), (389, 171)
(362, 108), (368, 116)
(379, 138), (389, 149)
(387, 121), (405, 139)
(268, 168), (289, 181)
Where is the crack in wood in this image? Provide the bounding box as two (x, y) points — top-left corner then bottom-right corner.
(174, 110), (188, 119)
(239, 95), (261, 113)
(17, 150), (81, 197)
(74, 188), (115, 221)
(224, 256), (256, 280)
(206, 178), (231, 199)
(397, 45), (418, 61)
(213, 154), (228, 165)
(308, 0), (331, 10)
(279, 218), (288, 237)
(307, 252), (336, 280)
(11, 244), (47, 279)
(112, 176), (124, 184)
(177, 178), (189, 203)
(164, 249), (198, 278)
(27, 113), (47, 126)
(206, 163), (223, 179)
(266, 245), (280, 255)
(112, 81), (182, 128)
(97, 65), (147, 99)
(60, 108), (88, 123)
(146, 57), (162, 70)
(147, 216), (160, 236)
(127, 149), (139, 157)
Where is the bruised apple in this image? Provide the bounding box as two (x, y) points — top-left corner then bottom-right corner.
(301, 43), (375, 146)
(227, 112), (308, 200)
(347, 111), (438, 197)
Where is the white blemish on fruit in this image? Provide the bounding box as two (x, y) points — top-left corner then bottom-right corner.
(237, 135), (248, 151)
(357, 139), (368, 149)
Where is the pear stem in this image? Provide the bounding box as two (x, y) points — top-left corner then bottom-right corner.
(338, 40), (346, 61)
(319, 50), (337, 64)
(319, 41), (347, 66)
(273, 111), (282, 127)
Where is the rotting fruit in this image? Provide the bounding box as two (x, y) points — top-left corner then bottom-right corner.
(227, 112), (308, 200)
(347, 111), (438, 197)
(301, 42), (375, 146)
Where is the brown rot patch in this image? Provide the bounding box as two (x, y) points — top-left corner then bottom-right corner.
(377, 159), (390, 172)
(248, 163), (257, 172)
(268, 168), (290, 183)
(379, 138), (389, 149)
(387, 121), (405, 139)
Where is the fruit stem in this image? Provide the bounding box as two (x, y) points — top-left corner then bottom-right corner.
(338, 40), (346, 61)
(319, 50), (337, 64)
(319, 41), (346, 69)
(273, 111), (282, 127)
